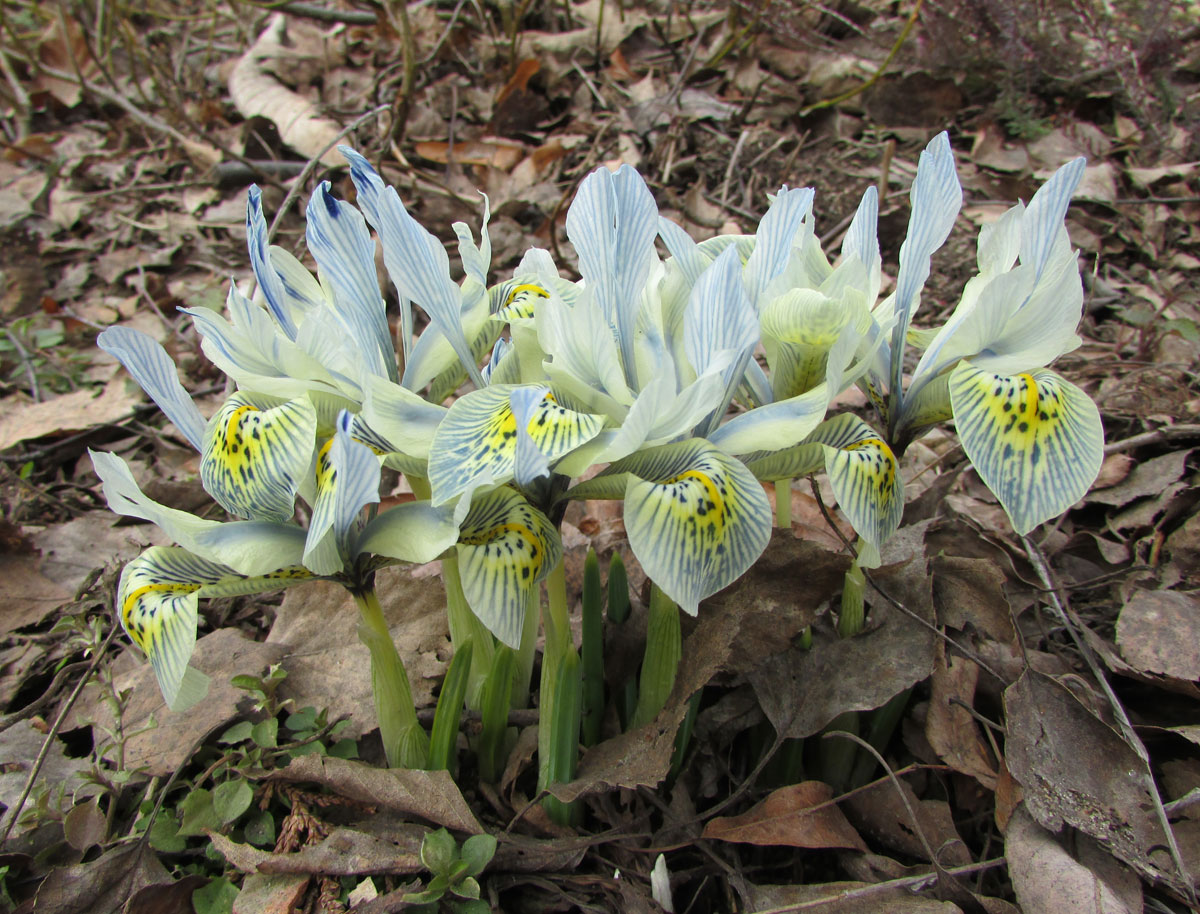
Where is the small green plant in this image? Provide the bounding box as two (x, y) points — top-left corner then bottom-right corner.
(402, 827), (496, 913)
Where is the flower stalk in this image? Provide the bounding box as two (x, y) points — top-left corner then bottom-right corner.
(631, 584), (681, 730)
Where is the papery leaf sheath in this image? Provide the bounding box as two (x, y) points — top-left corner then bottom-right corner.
(456, 488), (560, 648)
(950, 364), (1103, 535)
(119, 547), (313, 709)
(608, 440), (771, 616)
(428, 385), (604, 505)
(201, 393), (318, 522)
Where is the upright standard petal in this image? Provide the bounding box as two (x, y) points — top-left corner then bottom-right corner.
(340, 147), (484, 387)
(247, 186), (298, 339)
(1021, 157), (1085, 282)
(303, 410), (382, 574)
(97, 326), (206, 451)
(201, 392), (318, 522)
(455, 487), (560, 648)
(305, 183), (396, 382)
(743, 186), (814, 310)
(564, 165), (659, 380)
(949, 364), (1103, 535)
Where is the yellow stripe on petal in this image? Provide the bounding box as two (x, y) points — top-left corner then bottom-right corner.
(456, 488), (560, 648)
(617, 440), (771, 616)
(428, 385), (604, 505)
(494, 281), (549, 322)
(119, 548), (313, 709)
(201, 393), (317, 522)
(950, 363), (1103, 535)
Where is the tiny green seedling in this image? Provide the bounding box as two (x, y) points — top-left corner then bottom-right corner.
(402, 827), (497, 913)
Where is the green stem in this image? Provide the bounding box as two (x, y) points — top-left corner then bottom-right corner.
(441, 549), (496, 709)
(838, 557), (867, 640)
(775, 479), (792, 528)
(428, 640), (473, 773)
(477, 646), (515, 783)
(580, 550), (605, 747)
(631, 584), (681, 730)
(511, 585), (540, 711)
(537, 559), (577, 794)
(352, 586), (429, 769)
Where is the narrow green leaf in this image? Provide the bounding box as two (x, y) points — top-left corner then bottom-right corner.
(429, 640), (474, 772)
(477, 646), (515, 783)
(580, 550), (604, 747)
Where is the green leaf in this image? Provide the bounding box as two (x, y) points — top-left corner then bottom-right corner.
(192, 877), (239, 914)
(450, 875), (481, 900)
(456, 488), (561, 648)
(452, 900), (492, 914)
(429, 641), (473, 771)
(147, 815), (186, 853)
(420, 827), (458, 875)
(243, 810), (276, 847)
(178, 788), (220, 837)
(219, 721), (254, 744)
(231, 674), (264, 692)
(328, 738), (359, 759)
(286, 707), (318, 732)
(212, 779), (253, 824)
(607, 440), (771, 615)
(251, 718), (278, 749)
(950, 363), (1104, 535)
(460, 834), (497, 877)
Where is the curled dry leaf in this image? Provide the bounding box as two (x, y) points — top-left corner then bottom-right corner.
(926, 643), (998, 789)
(748, 880), (963, 913)
(1115, 588), (1200, 681)
(210, 826), (424, 877)
(702, 781), (868, 850)
(1006, 805), (1142, 914)
(0, 381), (142, 451)
(845, 775), (971, 867)
(230, 873), (309, 914)
(228, 14), (344, 166)
(1003, 670), (1180, 888)
(31, 843), (171, 914)
(267, 755), (482, 834)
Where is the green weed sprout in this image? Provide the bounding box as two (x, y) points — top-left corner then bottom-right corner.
(403, 827), (496, 913)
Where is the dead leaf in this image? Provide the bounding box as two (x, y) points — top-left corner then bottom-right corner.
(31, 511), (169, 593)
(926, 644), (998, 789)
(1004, 670), (1179, 888)
(931, 554), (1015, 644)
(268, 566), (450, 736)
(413, 138), (526, 170)
(0, 554), (72, 635)
(125, 874), (208, 914)
(845, 776), (971, 867)
(703, 781), (867, 850)
(748, 880), (962, 912)
(228, 15), (344, 166)
(212, 824), (424, 876)
(0, 382), (142, 451)
(1085, 450), (1189, 506)
(72, 628), (288, 777)
(32, 843), (170, 914)
(1006, 805), (1142, 914)
(266, 755), (482, 834)
(1116, 588), (1200, 680)
(33, 16), (102, 108)
(232, 874), (310, 914)
(749, 523), (935, 741)
(0, 719), (90, 835)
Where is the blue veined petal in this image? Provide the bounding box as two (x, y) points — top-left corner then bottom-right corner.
(491, 279), (550, 322)
(453, 193), (491, 289)
(708, 383), (831, 455)
(119, 547), (314, 710)
(890, 132), (962, 383)
(1021, 157), (1085, 282)
(537, 287), (631, 412)
(950, 364), (1103, 535)
(658, 215), (708, 286)
(743, 186), (814, 310)
(355, 500), (459, 565)
(684, 246), (758, 422)
(304, 410), (382, 574)
(610, 440), (771, 615)
(811, 414), (903, 552)
(97, 326), (206, 451)
(304, 182), (396, 383)
(201, 392), (317, 522)
(427, 384), (605, 505)
(509, 385), (551, 488)
(455, 488), (560, 648)
(841, 185), (881, 305)
(90, 449), (308, 575)
(359, 375), (447, 460)
(247, 186), (298, 339)
(339, 146), (483, 388)
(760, 288), (860, 400)
(480, 337), (511, 385)
(564, 165), (659, 380)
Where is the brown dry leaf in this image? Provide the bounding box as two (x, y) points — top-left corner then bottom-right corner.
(748, 880), (962, 912)
(31, 842), (171, 914)
(1116, 588), (1200, 680)
(0, 719), (91, 835)
(926, 643), (998, 789)
(228, 15), (344, 167)
(73, 628), (288, 777)
(126, 874), (207, 914)
(211, 825), (424, 877)
(1085, 450), (1189, 506)
(232, 874), (310, 914)
(748, 523), (935, 741)
(33, 16), (102, 107)
(703, 781), (867, 850)
(266, 755), (481, 834)
(491, 833), (590, 874)
(931, 554), (1015, 644)
(1006, 805), (1142, 914)
(0, 382), (141, 451)
(268, 566), (450, 736)
(1004, 670), (1179, 887)
(0, 554), (72, 635)
(413, 138), (526, 170)
(845, 775), (971, 867)
(31, 511), (169, 593)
